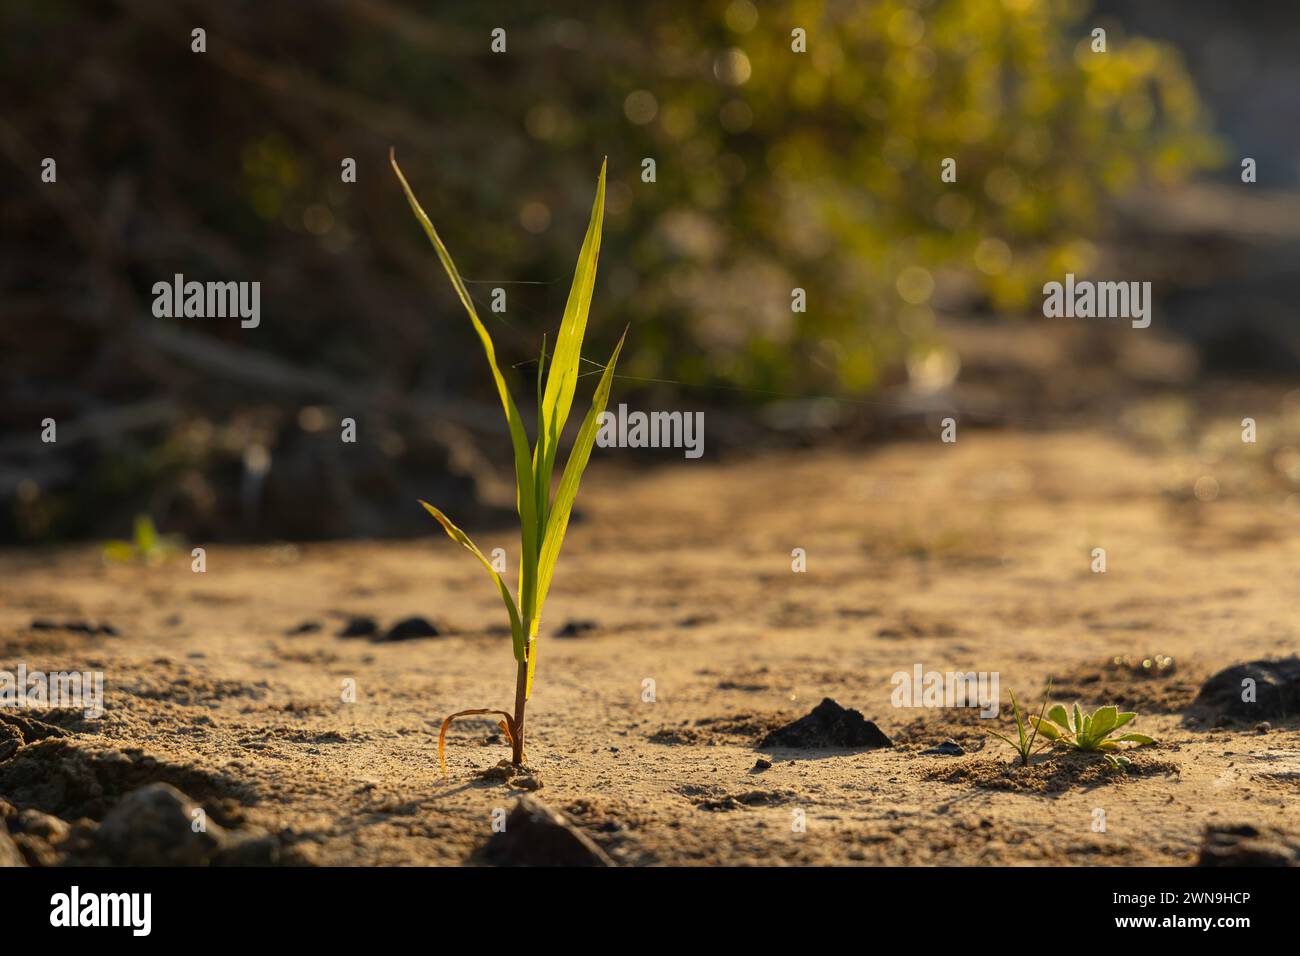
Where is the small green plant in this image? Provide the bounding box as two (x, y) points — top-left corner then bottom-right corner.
(390, 149), (625, 775)
(101, 515), (181, 566)
(1030, 702), (1156, 769)
(987, 686), (1051, 767)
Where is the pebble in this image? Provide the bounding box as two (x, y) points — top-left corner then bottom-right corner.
(921, 739), (966, 756)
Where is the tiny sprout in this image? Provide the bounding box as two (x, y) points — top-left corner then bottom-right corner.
(101, 515), (182, 566)
(987, 685), (1052, 767)
(1030, 702), (1156, 770)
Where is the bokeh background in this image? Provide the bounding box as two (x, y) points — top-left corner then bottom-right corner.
(3, 0), (1298, 543)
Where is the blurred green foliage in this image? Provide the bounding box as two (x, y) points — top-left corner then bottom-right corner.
(374, 0), (1219, 397)
(2, 0), (1220, 405)
(0, 0), (1226, 542)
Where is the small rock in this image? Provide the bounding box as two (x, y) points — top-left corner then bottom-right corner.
(753, 757), (772, 771)
(0, 821), (24, 867)
(1256, 722), (1271, 734)
(375, 616), (440, 642)
(477, 759), (542, 791)
(476, 796), (614, 866)
(555, 619), (598, 638)
(337, 616), (378, 638)
(95, 783), (227, 866)
(921, 739), (965, 756)
(758, 698), (893, 750)
(1194, 657), (1300, 720)
(212, 833), (280, 866)
(477, 760), (518, 783)
(13, 809), (70, 844)
(284, 620), (321, 635)
(12, 832), (59, 866)
(0, 713), (69, 743)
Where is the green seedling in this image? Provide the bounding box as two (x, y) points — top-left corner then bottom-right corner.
(987, 685), (1051, 767)
(101, 515), (181, 566)
(390, 149), (625, 775)
(1029, 702), (1156, 769)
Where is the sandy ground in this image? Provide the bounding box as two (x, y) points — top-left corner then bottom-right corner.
(2, 428), (1299, 865)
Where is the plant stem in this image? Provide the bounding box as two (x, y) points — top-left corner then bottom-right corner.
(510, 658), (528, 766)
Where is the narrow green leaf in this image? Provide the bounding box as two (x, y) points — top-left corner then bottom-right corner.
(1072, 703), (1084, 736)
(1007, 689), (1028, 747)
(1113, 712), (1137, 730)
(391, 151), (539, 623)
(541, 160), (606, 451)
(534, 330), (627, 619)
(535, 160), (606, 532)
(988, 732), (1021, 751)
(534, 334), (549, 538)
(418, 500), (525, 661)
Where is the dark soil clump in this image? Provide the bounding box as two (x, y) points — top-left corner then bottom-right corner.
(758, 698), (892, 750)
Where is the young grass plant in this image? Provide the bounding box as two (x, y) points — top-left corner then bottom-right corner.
(1029, 702), (1156, 769)
(101, 515), (181, 566)
(987, 686), (1051, 767)
(390, 149), (625, 775)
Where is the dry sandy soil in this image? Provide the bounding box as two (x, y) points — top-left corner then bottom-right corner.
(2, 427), (1299, 865)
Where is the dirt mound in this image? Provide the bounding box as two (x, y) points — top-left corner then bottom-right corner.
(678, 785), (796, 812)
(1191, 658), (1300, 720)
(925, 752), (1179, 794)
(758, 698), (892, 750)
(0, 739), (252, 824)
(1046, 656), (1200, 715)
(649, 712), (793, 746)
(1198, 824), (1300, 866)
(475, 796), (614, 867)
